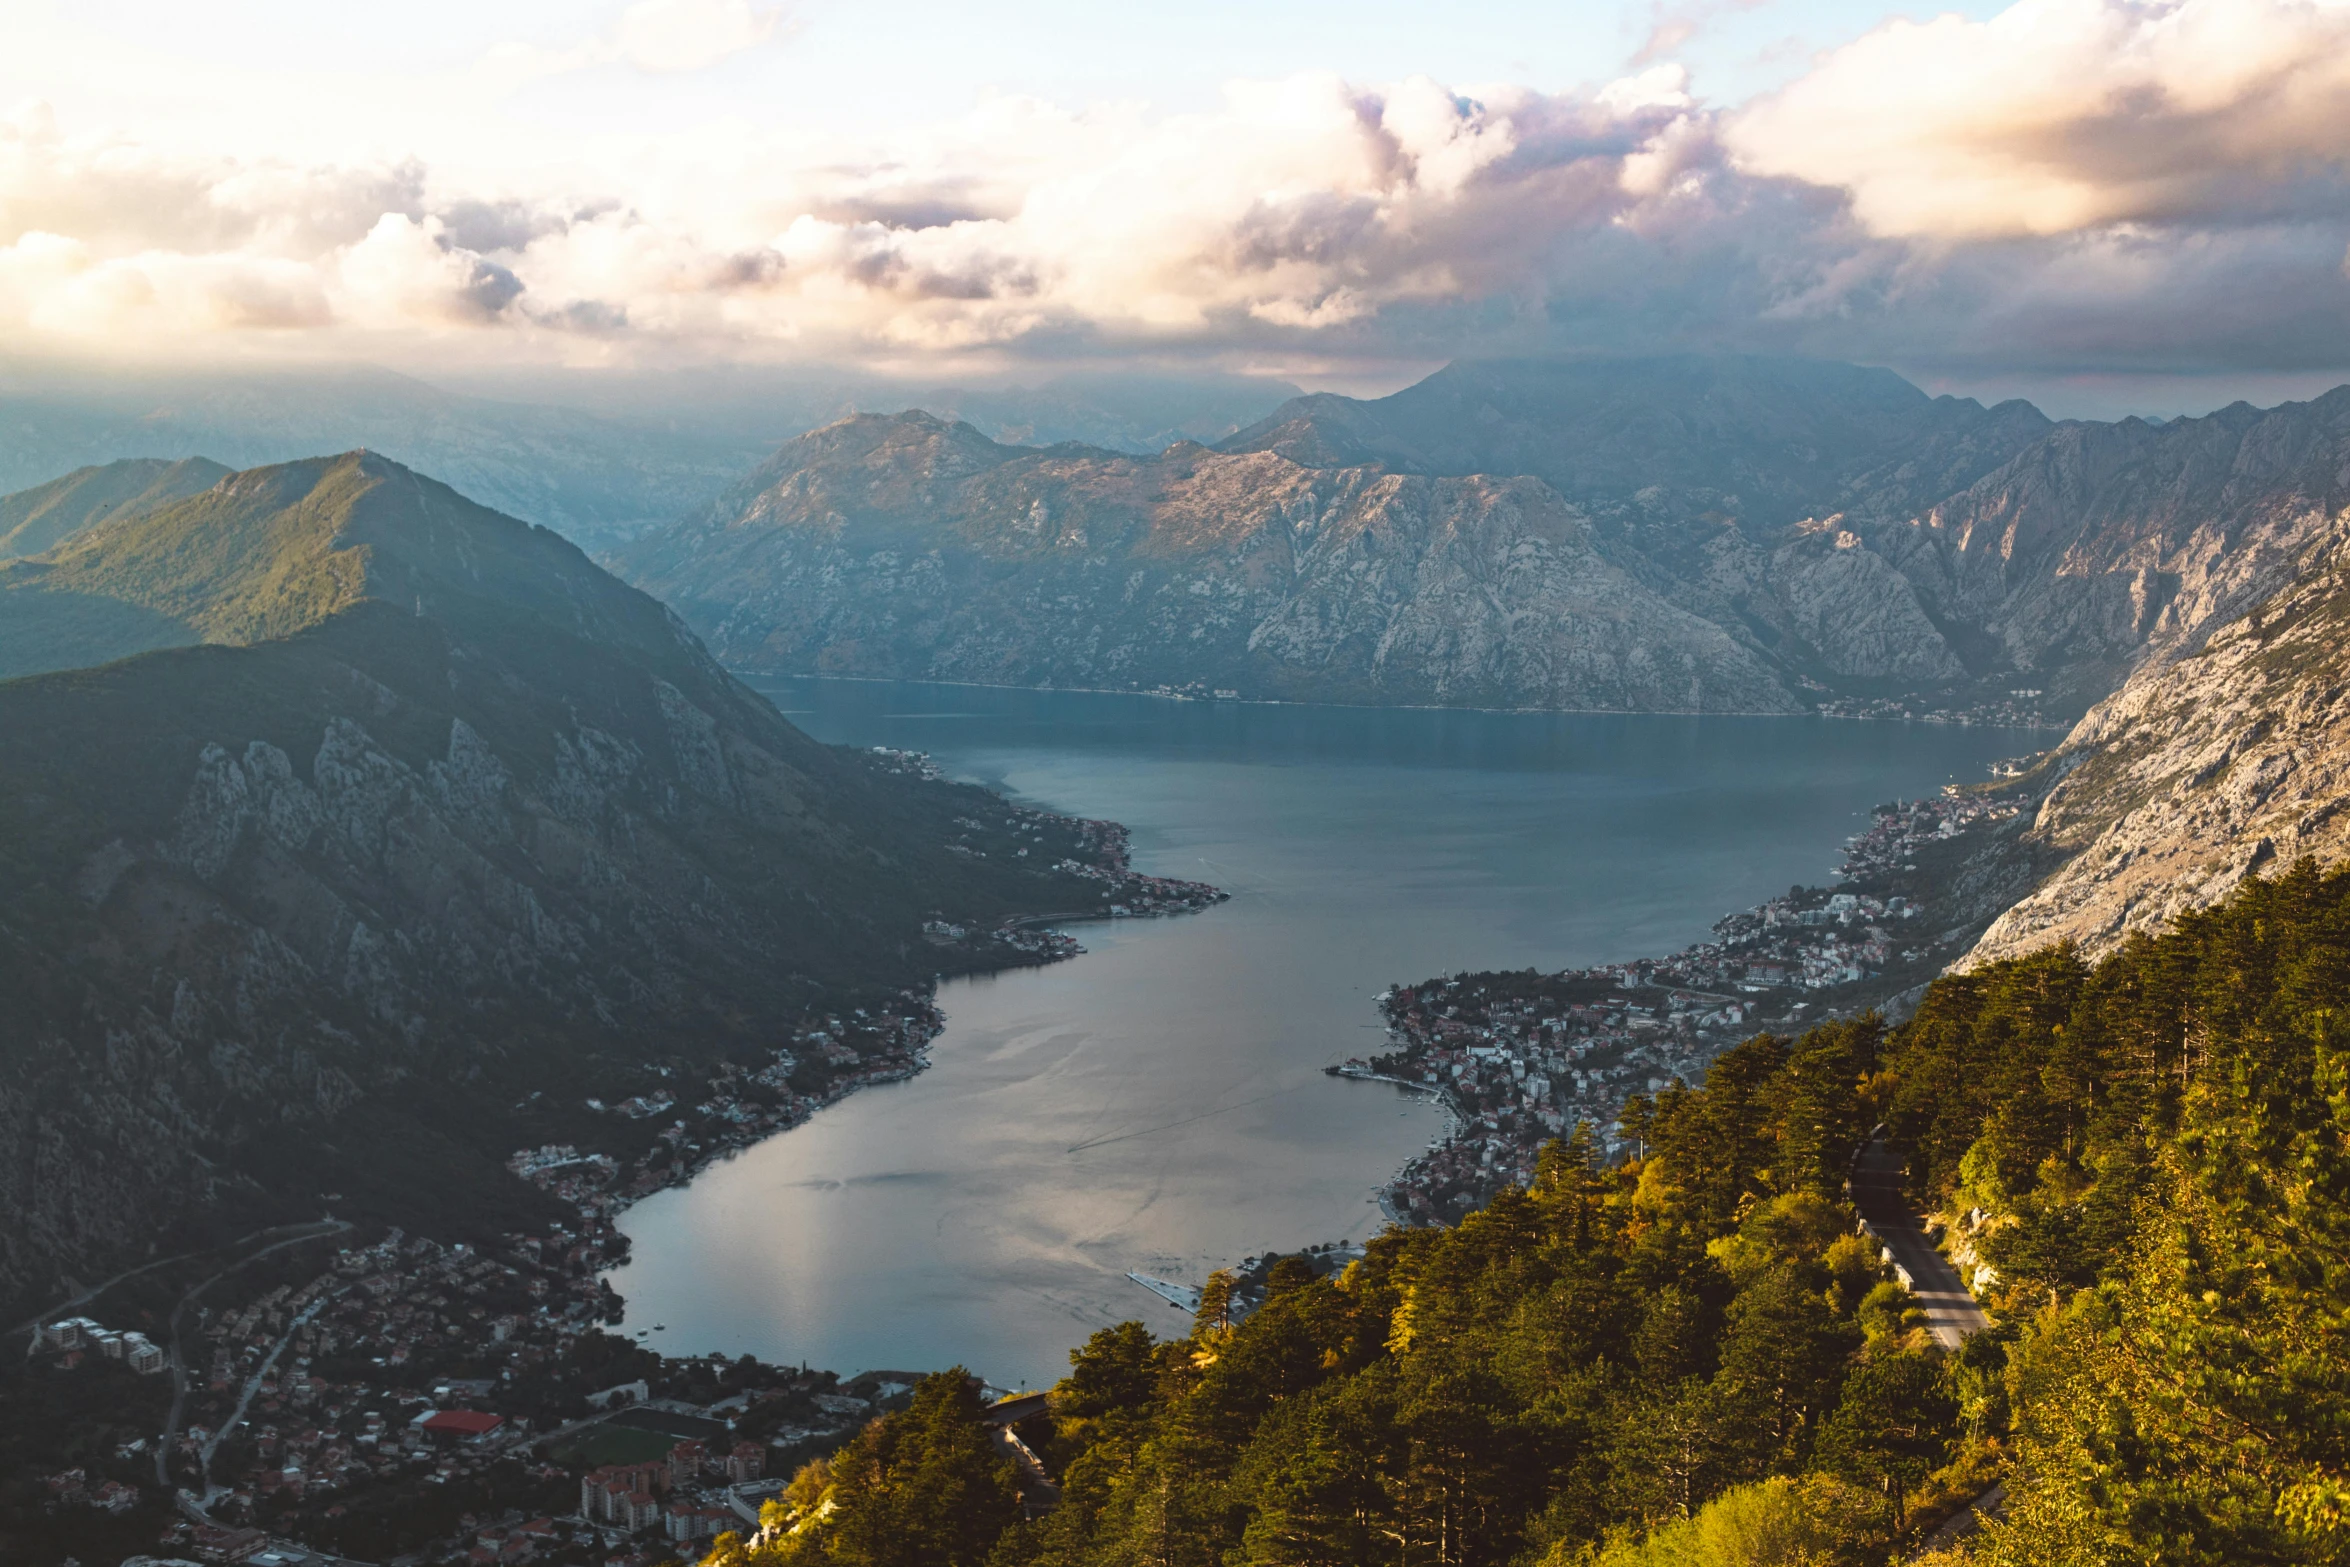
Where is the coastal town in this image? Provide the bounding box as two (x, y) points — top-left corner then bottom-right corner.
(1339, 784), (2028, 1225)
(5, 753), (1224, 1567)
(28, 1208), (921, 1567)
(10, 759), (2027, 1567)
(1812, 687), (2061, 729)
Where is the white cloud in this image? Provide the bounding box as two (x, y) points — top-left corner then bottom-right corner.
(479, 0), (787, 89)
(614, 0), (782, 73)
(1727, 0), (2350, 239)
(6, 0), (2350, 383)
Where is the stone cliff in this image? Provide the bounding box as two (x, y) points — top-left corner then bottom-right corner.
(1967, 538), (2350, 965)
(620, 413), (1800, 712)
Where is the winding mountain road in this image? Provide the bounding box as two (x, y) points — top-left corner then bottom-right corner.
(1851, 1135), (1989, 1350)
(1851, 1133), (1999, 1557)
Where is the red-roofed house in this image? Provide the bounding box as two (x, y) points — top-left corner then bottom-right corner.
(423, 1409), (505, 1442)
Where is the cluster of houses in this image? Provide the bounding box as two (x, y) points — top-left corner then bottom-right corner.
(40, 1466), (141, 1515)
(1349, 784), (2029, 1220)
(1814, 689), (2056, 727)
(1351, 976), (1742, 1220)
(1836, 790), (2023, 880)
(509, 997), (948, 1220)
(580, 1438), (769, 1544)
(159, 1229), (617, 1518)
(37, 1314), (165, 1374)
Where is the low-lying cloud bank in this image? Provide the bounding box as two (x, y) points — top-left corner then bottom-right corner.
(4, 0), (2349, 380)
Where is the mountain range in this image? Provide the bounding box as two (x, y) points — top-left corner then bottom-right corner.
(620, 354), (2350, 720)
(0, 451), (1127, 1312)
(11, 352), (2350, 1313)
(0, 362), (1301, 556)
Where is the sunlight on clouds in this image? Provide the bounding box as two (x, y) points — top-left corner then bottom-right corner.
(3, 0), (2350, 376)
(615, 0), (784, 72)
(1729, 0), (2350, 239)
(0, 71), (1691, 358)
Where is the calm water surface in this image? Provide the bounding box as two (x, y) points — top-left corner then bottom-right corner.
(608, 682), (2038, 1386)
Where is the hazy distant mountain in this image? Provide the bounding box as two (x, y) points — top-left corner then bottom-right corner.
(610, 357), (2051, 711)
(0, 450), (1123, 1309)
(1223, 355), (2047, 526)
(617, 411), (1802, 712)
(440, 363), (1303, 456)
(619, 355), (2350, 721)
(0, 363), (1303, 560)
(0, 364), (763, 551)
(0, 456), (231, 560)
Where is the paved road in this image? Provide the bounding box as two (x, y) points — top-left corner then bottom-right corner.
(1850, 1134), (2002, 1557)
(1850, 1135), (1989, 1351)
(200, 1286), (349, 1486)
(155, 1221), (350, 1492)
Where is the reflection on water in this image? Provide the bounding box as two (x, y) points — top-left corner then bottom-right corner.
(607, 681), (2038, 1385)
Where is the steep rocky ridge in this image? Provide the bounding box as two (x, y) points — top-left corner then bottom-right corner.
(617, 413), (1800, 711)
(1856, 392), (2350, 712)
(617, 357), (2081, 711)
(1231, 358), (2350, 715)
(0, 452), (1126, 1313)
(1967, 536), (2350, 964)
(627, 356), (2350, 718)
(0, 456), (231, 560)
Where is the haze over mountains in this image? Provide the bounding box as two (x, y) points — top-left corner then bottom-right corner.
(0, 457), (231, 561)
(0, 450), (1126, 1308)
(0, 363), (1299, 554)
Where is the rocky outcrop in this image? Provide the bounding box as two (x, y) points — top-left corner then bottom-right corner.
(1967, 529), (2350, 965)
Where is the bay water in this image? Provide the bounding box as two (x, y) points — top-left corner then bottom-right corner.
(606, 681), (2037, 1387)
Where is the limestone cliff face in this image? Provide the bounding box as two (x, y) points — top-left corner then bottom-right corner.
(618, 357), (2116, 713)
(0, 452), (1116, 1313)
(620, 415), (1801, 712)
(1967, 532), (2350, 966)
(1853, 392), (2350, 705)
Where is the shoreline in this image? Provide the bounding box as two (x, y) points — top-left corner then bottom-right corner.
(745, 668), (2069, 729)
(1344, 778), (2037, 1225)
(512, 776), (1226, 1264)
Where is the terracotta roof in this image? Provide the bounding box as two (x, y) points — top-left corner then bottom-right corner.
(422, 1409), (505, 1435)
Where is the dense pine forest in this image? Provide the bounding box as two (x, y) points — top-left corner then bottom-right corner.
(705, 861), (2350, 1567)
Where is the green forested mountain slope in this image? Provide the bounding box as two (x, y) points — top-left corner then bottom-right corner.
(0, 455), (230, 560)
(0, 451), (1123, 1316)
(716, 865), (2350, 1567)
(0, 449), (718, 679)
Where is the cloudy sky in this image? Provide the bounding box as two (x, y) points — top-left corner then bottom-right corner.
(5, 0), (2350, 411)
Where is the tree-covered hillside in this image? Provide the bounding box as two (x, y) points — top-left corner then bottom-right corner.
(711, 861), (2350, 1567)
